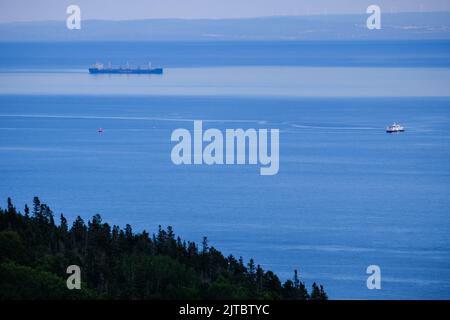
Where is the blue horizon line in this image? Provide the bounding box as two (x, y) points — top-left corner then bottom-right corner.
(2, 10), (450, 25)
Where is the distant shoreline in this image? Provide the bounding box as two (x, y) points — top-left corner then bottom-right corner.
(1, 12), (450, 41)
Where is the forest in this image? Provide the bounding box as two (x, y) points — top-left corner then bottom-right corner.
(0, 197), (327, 300)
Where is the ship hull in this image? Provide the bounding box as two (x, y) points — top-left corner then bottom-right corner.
(89, 68), (163, 74)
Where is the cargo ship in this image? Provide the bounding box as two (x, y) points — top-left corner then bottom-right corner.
(88, 62), (163, 74)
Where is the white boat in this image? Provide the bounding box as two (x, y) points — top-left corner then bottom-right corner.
(386, 123), (405, 133)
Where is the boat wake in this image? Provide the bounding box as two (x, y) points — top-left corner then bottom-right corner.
(290, 124), (379, 131)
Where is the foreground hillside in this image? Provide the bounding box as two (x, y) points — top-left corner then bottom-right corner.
(0, 197), (327, 300)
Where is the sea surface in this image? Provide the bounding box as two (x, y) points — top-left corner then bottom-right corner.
(0, 41), (450, 299)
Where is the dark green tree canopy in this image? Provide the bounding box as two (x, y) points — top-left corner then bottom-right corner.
(0, 197), (327, 300)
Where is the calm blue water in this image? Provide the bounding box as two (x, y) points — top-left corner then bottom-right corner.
(1, 41), (450, 69)
(0, 41), (450, 299)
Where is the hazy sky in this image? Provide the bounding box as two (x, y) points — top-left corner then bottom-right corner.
(0, 0), (449, 22)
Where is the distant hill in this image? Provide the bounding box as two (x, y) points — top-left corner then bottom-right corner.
(0, 12), (450, 41)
